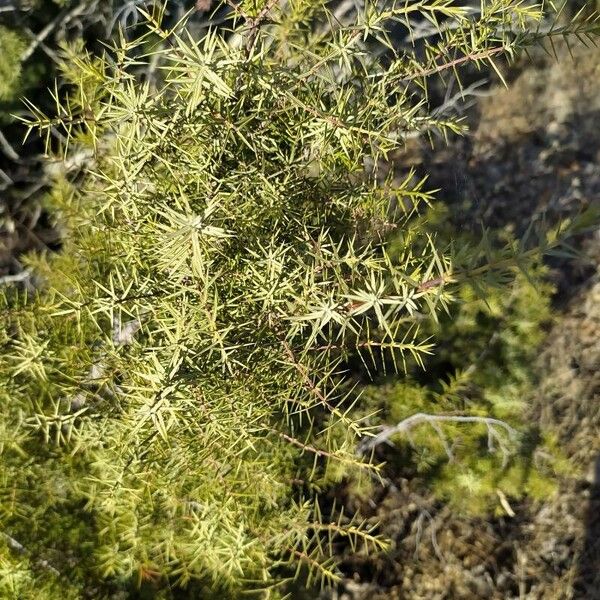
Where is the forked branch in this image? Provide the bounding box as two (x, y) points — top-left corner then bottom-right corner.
(358, 412), (517, 460)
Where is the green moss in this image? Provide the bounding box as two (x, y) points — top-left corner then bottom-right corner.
(0, 26), (26, 102)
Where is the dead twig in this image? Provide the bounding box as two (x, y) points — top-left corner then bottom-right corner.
(0, 269), (32, 286)
(20, 0), (92, 62)
(358, 412), (517, 457)
(0, 129), (20, 162)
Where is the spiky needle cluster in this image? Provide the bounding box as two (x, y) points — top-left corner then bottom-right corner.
(1, 1), (598, 597)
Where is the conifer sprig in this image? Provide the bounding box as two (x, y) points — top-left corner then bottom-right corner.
(2, 1), (598, 597)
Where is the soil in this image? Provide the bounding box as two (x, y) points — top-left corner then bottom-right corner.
(327, 42), (600, 600)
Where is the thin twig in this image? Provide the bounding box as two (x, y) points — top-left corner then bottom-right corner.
(413, 509), (444, 562)
(358, 412), (517, 455)
(0, 129), (20, 162)
(281, 340), (338, 414)
(0, 269), (32, 286)
(275, 429), (336, 459)
(20, 0), (91, 62)
(0, 167), (13, 187)
(401, 46), (506, 83)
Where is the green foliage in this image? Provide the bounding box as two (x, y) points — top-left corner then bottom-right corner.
(359, 261), (569, 514)
(1, 1), (598, 597)
(356, 203), (576, 513)
(0, 26), (26, 102)
(0, 536), (83, 600)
